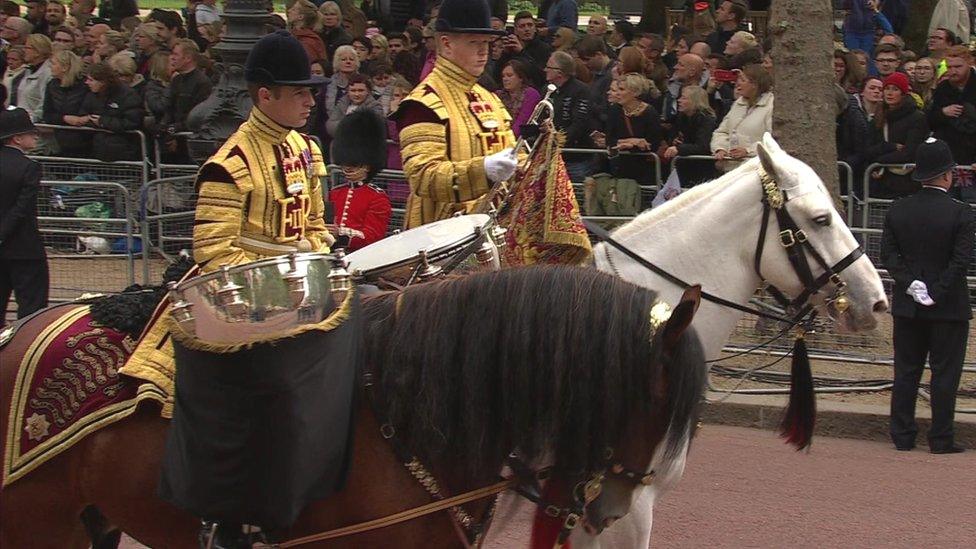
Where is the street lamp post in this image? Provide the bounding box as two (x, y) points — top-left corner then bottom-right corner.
(186, 0), (271, 163)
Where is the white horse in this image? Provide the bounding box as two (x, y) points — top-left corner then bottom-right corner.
(485, 134), (888, 548)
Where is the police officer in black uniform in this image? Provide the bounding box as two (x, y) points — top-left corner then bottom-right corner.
(0, 107), (48, 324)
(882, 138), (975, 454)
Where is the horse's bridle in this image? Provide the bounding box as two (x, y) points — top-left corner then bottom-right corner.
(753, 165), (863, 321)
(505, 447), (657, 547)
(589, 164), (865, 327)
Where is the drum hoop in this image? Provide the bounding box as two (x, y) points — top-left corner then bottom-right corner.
(348, 232), (481, 277)
(346, 215), (492, 277)
(176, 252), (338, 290)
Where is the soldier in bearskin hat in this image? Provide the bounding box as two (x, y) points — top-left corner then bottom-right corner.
(328, 108), (392, 251)
(393, 0), (520, 229)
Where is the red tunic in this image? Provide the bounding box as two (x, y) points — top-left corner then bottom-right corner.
(327, 182), (392, 251)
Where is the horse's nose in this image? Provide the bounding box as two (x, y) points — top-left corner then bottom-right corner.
(873, 298), (889, 313)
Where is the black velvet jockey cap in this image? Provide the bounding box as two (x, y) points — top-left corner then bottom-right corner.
(245, 30), (328, 87)
(912, 137), (956, 182)
(435, 0), (506, 36)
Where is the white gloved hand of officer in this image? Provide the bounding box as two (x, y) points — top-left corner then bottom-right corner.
(907, 280), (935, 306)
(484, 148), (517, 183)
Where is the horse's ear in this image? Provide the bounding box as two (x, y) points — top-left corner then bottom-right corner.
(662, 285), (701, 351)
(756, 139), (779, 182)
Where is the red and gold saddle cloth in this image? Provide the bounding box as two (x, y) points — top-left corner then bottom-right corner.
(3, 305), (166, 486)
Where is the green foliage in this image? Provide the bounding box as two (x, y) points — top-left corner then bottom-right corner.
(508, 0), (538, 14)
(137, 0), (611, 17)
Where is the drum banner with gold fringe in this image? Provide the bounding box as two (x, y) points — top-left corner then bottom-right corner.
(498, 129), (592, 266)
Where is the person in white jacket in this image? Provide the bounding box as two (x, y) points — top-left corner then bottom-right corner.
(929, 0), (970, 46)
(15, 34), (53, 122)
(710, 64), (774, 171)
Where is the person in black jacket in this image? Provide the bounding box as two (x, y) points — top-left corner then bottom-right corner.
(705, 0), (748, 57)
(97, 0), (138, 30)
(864, 72), (929, 199)
(80, 61), (144, 162)
(834, 84), (872, 197)
(43, 49), (91, 157)
(161, 39), (212, 162)
(604, 73), (663, 187)
(662, 84), (718, 187)
(927, 47), (976, 201)
(318, 1), (353, 64)
(0, 108), (48, 324)
(545, 50), (594, 183)
(881, 138), (975, 454)
(496, 11), (552, 90)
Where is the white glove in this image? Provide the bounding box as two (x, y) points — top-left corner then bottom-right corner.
(907, 280), (935, 306)
(484, 148), (517, 183)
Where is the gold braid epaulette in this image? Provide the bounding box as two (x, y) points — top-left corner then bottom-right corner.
(166, 288), (355, 354)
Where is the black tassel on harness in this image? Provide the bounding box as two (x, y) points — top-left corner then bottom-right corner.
(779, 335), (816, 450)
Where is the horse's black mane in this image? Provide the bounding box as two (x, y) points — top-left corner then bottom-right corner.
(88, 256), (195, 337)
(362, 265), (706, 480)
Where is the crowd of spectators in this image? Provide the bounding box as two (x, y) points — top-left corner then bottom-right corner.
(0, 0), (974, 205)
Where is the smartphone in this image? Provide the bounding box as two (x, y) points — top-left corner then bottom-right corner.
(713, 69), (739, 83)
(506, 25), (514, 34)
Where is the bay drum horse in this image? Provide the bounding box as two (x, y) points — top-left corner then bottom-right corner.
(547, 135), (889, 549)
(0, 266), (707, 548)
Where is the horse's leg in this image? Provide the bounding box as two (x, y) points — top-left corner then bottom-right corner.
(0, 449), (92, 549)
(80, 505), (123, 549)
(80, 408), (199, 548)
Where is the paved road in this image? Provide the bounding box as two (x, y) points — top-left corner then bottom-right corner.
(122, 425), (974, 548)
(652, 425), (975, 548)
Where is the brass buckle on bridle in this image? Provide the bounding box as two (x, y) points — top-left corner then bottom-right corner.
(779, 229), (795, 247)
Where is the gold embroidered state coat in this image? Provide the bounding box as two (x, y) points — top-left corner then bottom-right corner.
(120, 108), (333, 412)
(397, 56), (516, 229)
(193, 107), (333, 271)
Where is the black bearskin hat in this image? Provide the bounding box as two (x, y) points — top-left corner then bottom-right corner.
(331, 109), (388, 176)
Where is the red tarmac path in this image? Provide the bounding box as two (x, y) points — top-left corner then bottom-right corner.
(652, 425), (975, 548)
(122, 424), (974, 548)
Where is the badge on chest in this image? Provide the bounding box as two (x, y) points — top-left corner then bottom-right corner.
(468, 94), (513, 155)
(278, 194), (312, 241)
(277, 151), (313, 242)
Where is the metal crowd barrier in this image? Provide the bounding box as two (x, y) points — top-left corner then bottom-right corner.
(34, 124), (150, 188)
(140, 175), (198, 282)
(38, 180), (137, 304)
(153, 131), (200, 180)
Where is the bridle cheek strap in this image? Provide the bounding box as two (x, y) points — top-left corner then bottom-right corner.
(754, 190), (863, 314)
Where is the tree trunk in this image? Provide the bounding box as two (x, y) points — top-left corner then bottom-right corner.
(900, 0), (939, 55)
(768, 0), (840, 198)
(639, 0), (670, 33)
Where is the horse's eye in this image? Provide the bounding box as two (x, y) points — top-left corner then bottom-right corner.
(813, 215), (831, 227)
